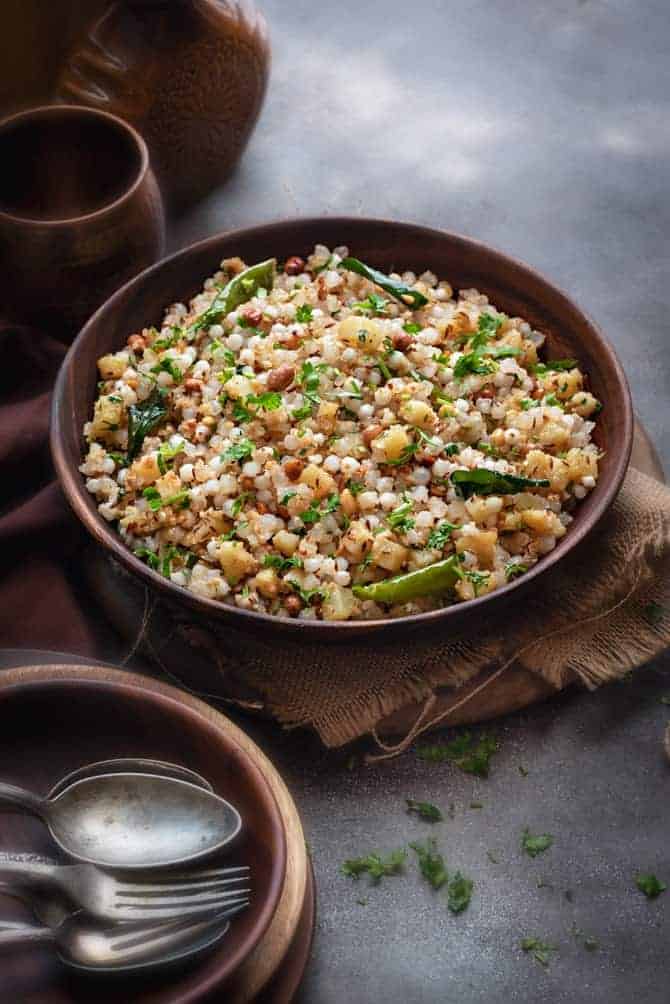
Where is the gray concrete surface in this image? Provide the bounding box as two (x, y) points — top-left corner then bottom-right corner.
(13, 0), (670, 1000)
(172, 1), (670, 999)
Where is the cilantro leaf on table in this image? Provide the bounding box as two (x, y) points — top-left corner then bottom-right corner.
(341, 849), (406, 883)
(417, 732), (498, 777)
(447, 872), (473, 914)
(410, 838), (448, 890)
(635, 873), (667, 898)
(521, 937), (556, 968)
(406, 799), (442, 822)
(521, 828), (554, 857)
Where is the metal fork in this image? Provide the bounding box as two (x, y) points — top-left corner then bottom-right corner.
(0, 856), (250, 922)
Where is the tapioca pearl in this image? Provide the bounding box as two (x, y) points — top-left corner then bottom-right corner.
(179, 464), (195, 483)
(379, 492), (399, 510)
(432, 458), (452, 478)
(323, 455), (341, 473)
(410, 467), (431, 486)
(308, 454), (323, 465)
(342, 348), (357, 364)
(374, 387), (392, 407)
(206, 539), (219, 558)
(227, 332), (244, 351)
(476, 398), (492, 413)
(117, 468), (128, 486)
(455, 398), (469, 412)
(320, 558), (336, 576)
(335, 557), (349, 570)
(333, 571), (351, 586)
(359, 404), (374, 420)
(218, 474), (237, 494)
(415, 510), (434, 529)
(242, 461), (260, 477)
(358, 491), (379, 511)
(304, 556), (323, 573)
(536, 535), (556, 555)
(573, 484), (587, 499)
(192, 360), (210, 380)
(284, 434), (300, 451)
(376, 477), (394, 493)
(410, 486), (429, 502)
(341, 457), (361, 477)
(581, 475), (596, 488)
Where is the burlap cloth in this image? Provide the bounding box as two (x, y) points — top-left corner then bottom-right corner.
(2, 322), (669, 752)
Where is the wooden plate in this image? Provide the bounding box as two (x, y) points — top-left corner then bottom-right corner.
(0, 663), (309, 1002)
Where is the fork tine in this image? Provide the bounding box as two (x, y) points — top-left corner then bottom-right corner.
(115, 891), (251, 913)
(112, 899), (249, 919)
(118, 875), (249, 898)
(123, 866), (249, 886)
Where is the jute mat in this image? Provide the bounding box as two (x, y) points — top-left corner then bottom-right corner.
(104, 465), (670, 754)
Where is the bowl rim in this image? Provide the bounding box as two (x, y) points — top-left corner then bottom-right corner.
(0, 664), (288, 1001)
(51, 215), (634, 637)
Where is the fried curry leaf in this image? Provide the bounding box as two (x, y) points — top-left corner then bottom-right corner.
(126, 386), (168, 461)
(451, 468), (550, 499)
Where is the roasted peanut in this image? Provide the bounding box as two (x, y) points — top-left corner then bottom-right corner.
(284, 256), (305, 275)
(267, 364), (295, 391)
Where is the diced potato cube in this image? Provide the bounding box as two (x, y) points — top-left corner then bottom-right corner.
(298, 463), (337, 499)
(541, 368), (583, 401)
(97, 354), (128, 380)
(376, 424), (411, 462)
(155, 470), (182, 499)
(340, 488), (358, 517)
(89, 395), (124, 441)
(339, 520), (373, 561)
(399, 399), (437, 429)
(317, 400), (339, 433)
(225, 374), (254, 399)
(337, 316), (385, 352)
(537, 420), (571, 449)
(322, 584), (355, 621)
(126, 453), (160, 489)
(215, 541), (258, 584)
(564, 448), (598, 482)
(524, 449), (570, 493)
(520, 509), (566, 536)
(456, 528), (498, 568)
(273, 530), (300, 555)
(371, 534), (408, 572)
(254, 568), (279, 598)
(569, 392), (600, 417)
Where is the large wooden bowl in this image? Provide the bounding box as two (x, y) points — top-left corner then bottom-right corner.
(51, 218), (633, 644)
(0, 665), (287, 1003)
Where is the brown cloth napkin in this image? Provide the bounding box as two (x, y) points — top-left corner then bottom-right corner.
(2, 324), (669, 751)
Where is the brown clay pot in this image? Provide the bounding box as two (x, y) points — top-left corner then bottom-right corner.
(0, 104), (164, 337)
(58, 0), (270, 210)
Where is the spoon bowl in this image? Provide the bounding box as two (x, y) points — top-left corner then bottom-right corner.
(0, 773), (242, 869)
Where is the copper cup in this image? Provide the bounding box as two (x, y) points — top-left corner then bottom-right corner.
(0, 104), (164, 337)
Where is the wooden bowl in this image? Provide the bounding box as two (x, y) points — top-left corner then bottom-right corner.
(0, 104), (164, 337)
(51, 217), (633, 644)
(0, 664), (287, 1003)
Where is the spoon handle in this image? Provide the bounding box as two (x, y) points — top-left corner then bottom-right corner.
(0, 857), (57, 883)
(0, 920), (55, 947)
(0, 783), (46, 818)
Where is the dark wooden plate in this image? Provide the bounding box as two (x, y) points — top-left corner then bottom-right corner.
(51, 217), (633, 645)
(0, 664), (287, 1004)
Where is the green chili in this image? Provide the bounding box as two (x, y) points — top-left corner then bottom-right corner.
(191, 258), (276, 332)
(352, 555), (462, 604)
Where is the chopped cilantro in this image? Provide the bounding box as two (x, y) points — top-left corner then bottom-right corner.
(353, 293), (388, 316)
(232, 400), (254, 423)
(505, 561), (529, 581)
(519, 398), (533, 410)
(447, 872), (473, 914)
(156, 440), (184, 474)
(231, 491), (254, 518)
(134, 547), (160, 571)
(287, 580), (326, 607)
(403, 322), (421, 334)
(384, 442), (420, 466)
(386, 500), (415, 533)
(247, 391), (283, 411)
(417, 732), (498, 777)
(406, 799), (442, 822)
(301, 493), (340, 527)
(291, 403), (313, 421)
(280, 490), (297, 505)
(543, 392), (564, 409)
(151, 357), (182, 383)
(532, 359), (578, 375)
(346, 479), (365, 496)
(521, 828), (554, 857)
(262, 553), (303, 573)
(107, 451), (128, 468)
(470, 312), (504, 349)
(222, 439), (254, 463)
(410, 839), (448, 890)
(635, 873), (667, 898)
(376, 357), (392, 381)
(297, 360), (327, 405)
(341, 849), (406, 883)
(295, 303), (313, 323)
(465, 569), (490, 596)
(142, 487), (190, 511)
(426, 522), (457, 550)
(521, 937), (555, 968)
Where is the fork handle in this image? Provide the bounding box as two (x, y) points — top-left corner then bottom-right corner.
(0, 858), (57, 886)
(0, 921), (55, 947)
(0, 784), (46, 818)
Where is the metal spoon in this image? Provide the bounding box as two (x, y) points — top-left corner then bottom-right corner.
(0, 774), (242, 869)
(49, 759), (214, 797)
(0, 907), (244, 973)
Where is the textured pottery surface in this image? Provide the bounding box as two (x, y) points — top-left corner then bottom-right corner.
(58, 0), (270, 208)
(0, 105), (164, 336)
